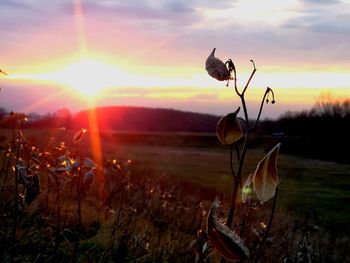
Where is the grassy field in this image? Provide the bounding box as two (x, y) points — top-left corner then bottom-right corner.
(1, 128), (349, 261)
(101, 133), (350, 230)
(3, 128), (349, 228)
(2, 128), (350, 223)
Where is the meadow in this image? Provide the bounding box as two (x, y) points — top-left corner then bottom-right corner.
(1, 128), (349, 262)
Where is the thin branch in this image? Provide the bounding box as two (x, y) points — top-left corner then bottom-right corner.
(235, 144), (241, 164)
(226, 132), (248, 228)
(229, 144), (237, 179)
(237, 60), (257, 124)
(242, 60), (257, 95)
(233, 65), (240, 97)
(240, 96), (249, 125)
(250, 87), (271, 132)
(226, 178), (239, 229)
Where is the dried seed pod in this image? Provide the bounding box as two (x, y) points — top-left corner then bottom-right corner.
(253, 143), (281, 204)
(205, 48), (230, 81)
(216, 107), (243, 145)
(207, 197), (249, 260)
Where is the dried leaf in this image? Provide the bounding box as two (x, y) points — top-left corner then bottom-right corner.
(253, 143), (281, 204)
(205, 48), (230, 81)
(242, 173), (253, 203)
(216, 108), (243, 145)
(73, 128), (87, 144)
(207, 197), (249, 260)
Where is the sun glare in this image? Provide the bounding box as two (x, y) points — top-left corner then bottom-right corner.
(53, 59), (125, 98)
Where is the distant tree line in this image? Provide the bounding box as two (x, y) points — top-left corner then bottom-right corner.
(260, 96), (350, 163)
(0, 98), (349, 163)
(0, 108), (72, 129)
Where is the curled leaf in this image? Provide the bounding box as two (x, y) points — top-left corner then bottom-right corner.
(216, 107), (243, 145)
(205, 48), (230, 81)
(242, 173), (253, 203)
(73, 128), (87, 144)
(253, 143), (281, 204)
(207, 197), (249, 260)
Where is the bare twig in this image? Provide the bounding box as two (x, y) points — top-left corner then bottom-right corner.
(226, 133), (248, 228)
(242, 60), (257, 95)
(250, 87), (271, 131)
(229, 144), (237, 179)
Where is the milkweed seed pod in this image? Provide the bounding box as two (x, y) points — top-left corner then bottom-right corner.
(216, 107), (243, 145)
(207, 197), (249, 260)
(205, 48), (230, 81)
(253, 143), (281, 204)
(73, 128), (87, 144)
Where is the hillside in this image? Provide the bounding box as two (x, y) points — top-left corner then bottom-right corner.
(71, 106), (220, 132)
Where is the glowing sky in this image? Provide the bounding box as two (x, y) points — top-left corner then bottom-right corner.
(0, 0), (349, 118)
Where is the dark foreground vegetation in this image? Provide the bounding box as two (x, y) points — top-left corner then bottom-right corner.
(0, 96), (349, 262)
(0, 125), (349, 262)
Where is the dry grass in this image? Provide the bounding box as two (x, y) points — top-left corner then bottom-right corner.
(0, 128), (349, 262)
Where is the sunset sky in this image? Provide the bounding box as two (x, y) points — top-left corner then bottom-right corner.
(0, 0), (349, 119)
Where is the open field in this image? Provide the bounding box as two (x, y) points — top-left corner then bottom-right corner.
(2, 128), (349, 228)
(101, 132), (350, 230)
(1, 128), (349, 262)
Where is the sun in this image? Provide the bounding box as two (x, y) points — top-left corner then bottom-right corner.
(49, 58), (129, 98)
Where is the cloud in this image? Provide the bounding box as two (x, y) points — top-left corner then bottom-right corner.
(1, 0), (350, 72)
(300, 0), (340, 4)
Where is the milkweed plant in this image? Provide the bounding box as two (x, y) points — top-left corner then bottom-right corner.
(192, 48), (282, 262)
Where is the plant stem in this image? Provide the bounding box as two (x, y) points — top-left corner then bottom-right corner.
(226, 133), (248, 228)
(252, 187), (279, 263)
(77, 170), (81, 228)
(226, 178), (239, 229)
(240, 95), (249, 126)
(76, 145), (82, 229)
(229, 144), (236, 179)
(55, 177), (60, 262)
(251, 88), (271, 131)
(226, 62), (255, 229)
(242, 60), (256, 95)
(235, 145), (241, 163)
(10, 137), (21, 262)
